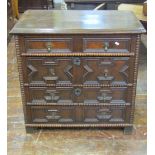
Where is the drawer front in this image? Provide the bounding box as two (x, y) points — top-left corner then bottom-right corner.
(27, 87), (74, 104)
(26, 86), (131, 105)
(24, 37), (73, 53)
(83, 37), (131, 53)
(82, 87), (131, 104)
(30, 106), (76, 123)
(25, 57), (74, 85)
(82, 57), (133, 85)
(24, 57), (133, 85)
(82, 105), (130, 123)
(29, 105), (130, 124)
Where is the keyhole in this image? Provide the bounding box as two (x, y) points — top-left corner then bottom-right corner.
(73, 57), (81, 66)
(74, 88), (81, 96)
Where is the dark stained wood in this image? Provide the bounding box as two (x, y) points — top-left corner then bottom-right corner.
(65, 0), (145, 2)
(83, 37), (131, 53)
(24, 36), (74, 53)
(28, 105), (130, 124)
(11, 10), (145, 134)
(64, 0), (145, 10)
(25, 86), (132, 105)
(10, 10), (146, 34)
(23, 56), (134, 85)
(18, 0), (49, 13)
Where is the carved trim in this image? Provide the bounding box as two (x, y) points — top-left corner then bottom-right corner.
(97, 89), (112, 103)
(24, 83), (133, 87)
(27, 64), (37, 77)
(15, 36), (27, 123)
(130, 35), (141, 124)
(21, 52), (135, 57)
(26, 123), (132, 128)
(27, 102), (131, 106)
(44, 89), (60, 102)
(83, 64), (93, 78)
(119, 64), (129, 78)
(64, 65), (73, 79)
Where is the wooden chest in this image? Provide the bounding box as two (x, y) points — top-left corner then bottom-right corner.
(10, 10), (145, 134)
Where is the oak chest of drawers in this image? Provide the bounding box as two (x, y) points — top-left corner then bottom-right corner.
(10, 10), (145, 134)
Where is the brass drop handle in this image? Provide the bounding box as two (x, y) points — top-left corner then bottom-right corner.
(102, 93), (107, 103)
(104, 72), (108, 77)
(104, 42), (109, 51)
(97, 93), (107, 102)
(104, 69), (108, 77)
(46, 42), (52, 53)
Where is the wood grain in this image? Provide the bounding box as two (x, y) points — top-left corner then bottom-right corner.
(11, 11), (145, 134)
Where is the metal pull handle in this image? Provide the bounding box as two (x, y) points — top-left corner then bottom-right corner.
(104, 72), (108, 77)
(97, 93), (107, 102)
(104, 42), (109, 51)
(102, 93), (107, 103)
(46, 109), (61, 120)
(104, 69), (108, 77)
(46, 42), (52, 53)
(47, 109), (58, 112)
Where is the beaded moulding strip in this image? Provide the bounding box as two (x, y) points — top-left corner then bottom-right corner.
(21, 52), (135, 57)
(15, 35), (28, 123)
(26, 123), (132, 128)
(130, 34), (141, 124)
(24, 83), (133, 87)
(27, 102), (131, 106)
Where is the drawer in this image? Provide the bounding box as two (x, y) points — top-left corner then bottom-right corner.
(27, 86), (74, 104)
(83, 37), (131, 53)
(30, 106), (76, 123)
(82, 105), (130, 123)
(25, 57), (74, 85)
(26, 86), (132, 105)
(24, 57), (134, 85)
(28, 105), (130, 124)
(82, 57), (134, 85)
(24, 36), (73, 53)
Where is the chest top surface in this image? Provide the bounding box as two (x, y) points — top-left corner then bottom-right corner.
(10, 10), (145, 34)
